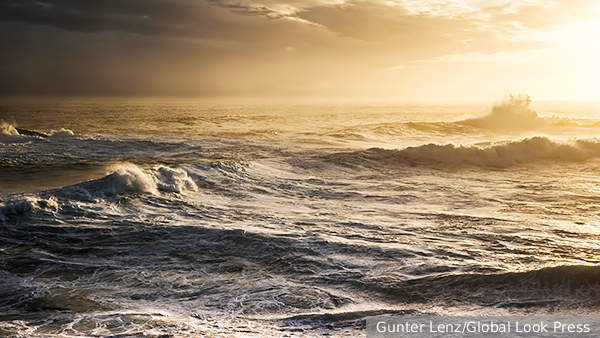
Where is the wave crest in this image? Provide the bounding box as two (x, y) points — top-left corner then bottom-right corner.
(397, 137), (595, 166)
(73, 163), (199, 198)
(0, 197), (59, 221)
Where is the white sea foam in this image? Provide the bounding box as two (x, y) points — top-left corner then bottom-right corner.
(49, 128), (75, 138)
(105, 164), (160, 195)
(151, 165), (199, 193)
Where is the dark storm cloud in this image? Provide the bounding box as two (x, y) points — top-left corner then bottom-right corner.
(0, 0), (332, 96)
(0, 0), (187, 37)
(0, 0), (291, 39)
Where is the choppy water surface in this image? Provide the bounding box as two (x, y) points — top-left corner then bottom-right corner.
(2, 96), (600, 337)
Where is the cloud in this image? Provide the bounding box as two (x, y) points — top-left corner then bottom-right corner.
(1, 0), (595, 48)
(486, 0), (600, 30)
(0, 0), (598, 97)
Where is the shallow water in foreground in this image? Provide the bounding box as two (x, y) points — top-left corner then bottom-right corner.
(2, 97), (600, 337)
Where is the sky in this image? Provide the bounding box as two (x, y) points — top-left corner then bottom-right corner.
(0, 0), (599, 100)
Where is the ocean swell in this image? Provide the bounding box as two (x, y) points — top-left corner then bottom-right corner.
(324, 137), (600, 168)
(354, 265), (600, 308)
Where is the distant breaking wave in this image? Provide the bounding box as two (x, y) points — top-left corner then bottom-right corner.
(460, 94), (547, 130)
(325, 136), (600, 168)
(455, 94), (600, 130)
(331, 95), (600, 140)
(0, 120), (19, 136)
(419, 94), (599, 133)
(0, 120), (73, 138)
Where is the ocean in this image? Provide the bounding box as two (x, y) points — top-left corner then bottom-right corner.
(1, 95), (600, 337)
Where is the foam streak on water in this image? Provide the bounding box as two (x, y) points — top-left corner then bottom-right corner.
(2, 96), (600, 337)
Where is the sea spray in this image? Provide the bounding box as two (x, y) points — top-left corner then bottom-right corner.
(462, 94), (547, 129)
(0, 120), (19, 136)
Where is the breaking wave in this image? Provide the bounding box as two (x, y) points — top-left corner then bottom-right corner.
(326, 136), (600, 168)
(72, 163), (199, 198)
(0, 164), (198, 219)
(0, 121), (74, 138)
(337, 95), (600, 139)
(457, 94), (600, 131)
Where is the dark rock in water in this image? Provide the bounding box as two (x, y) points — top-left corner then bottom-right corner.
(16, 128), (48, 138)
